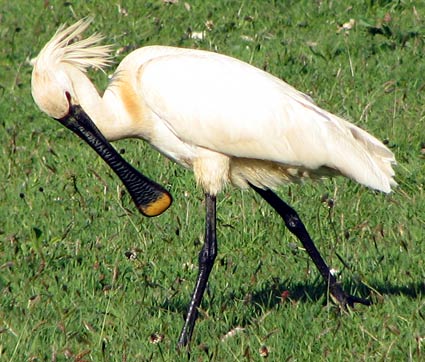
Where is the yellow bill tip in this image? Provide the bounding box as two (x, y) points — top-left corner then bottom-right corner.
(139, 192), (172, 217)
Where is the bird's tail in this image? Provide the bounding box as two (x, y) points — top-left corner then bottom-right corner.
(329, 114), (397, 193)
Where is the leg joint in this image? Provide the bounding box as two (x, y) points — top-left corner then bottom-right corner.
(198, 243), (217, 265)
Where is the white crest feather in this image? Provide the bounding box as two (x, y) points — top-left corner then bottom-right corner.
(32, 18), (113, 72)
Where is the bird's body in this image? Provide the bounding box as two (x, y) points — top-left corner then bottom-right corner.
(31, 19), (396, 347)
(59, 43), (396, 196)
(32, 21), (396, 195)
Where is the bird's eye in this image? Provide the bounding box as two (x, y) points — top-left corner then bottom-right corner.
(65, 91), (72, 105)
(54, 91), (73, 121)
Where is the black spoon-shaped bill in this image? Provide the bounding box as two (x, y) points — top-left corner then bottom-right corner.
(57, 104), (172, 217)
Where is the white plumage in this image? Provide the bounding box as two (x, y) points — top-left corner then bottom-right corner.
(31, 19), (396, 197)
(31, 19), (397, 347)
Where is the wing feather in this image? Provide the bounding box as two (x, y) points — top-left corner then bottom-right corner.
(138, 48), (395, 192)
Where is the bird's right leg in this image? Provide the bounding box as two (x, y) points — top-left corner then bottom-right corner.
(177, 193), (217, 348)
(250, 184), (371, 308)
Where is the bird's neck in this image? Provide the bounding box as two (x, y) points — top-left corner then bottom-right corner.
(67, 66), (124, 141)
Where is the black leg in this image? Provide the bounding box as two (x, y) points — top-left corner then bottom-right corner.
(178, 193), (217, 348)
(250, 184), (371, 307)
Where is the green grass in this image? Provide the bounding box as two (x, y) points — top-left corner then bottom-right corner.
(1, 0), (424, 360)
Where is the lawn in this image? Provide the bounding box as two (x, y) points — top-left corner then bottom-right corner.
(1, 0), (424, 360)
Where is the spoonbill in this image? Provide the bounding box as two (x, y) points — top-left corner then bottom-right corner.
(31, 19), (396, 347)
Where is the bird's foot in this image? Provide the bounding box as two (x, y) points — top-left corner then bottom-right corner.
(329, 283), (371, 308)
(177, 337), (188, 350)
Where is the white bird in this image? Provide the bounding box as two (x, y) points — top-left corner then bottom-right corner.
(31, 19), (396, 347)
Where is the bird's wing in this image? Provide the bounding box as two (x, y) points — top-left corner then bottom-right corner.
(139, 50), (326, 163)
(138, 49), (395, 192)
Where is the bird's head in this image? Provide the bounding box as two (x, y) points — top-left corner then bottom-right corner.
(30, 18), (173, 217)
(31, 17), (112, 120)
(31, 61), (74, 120)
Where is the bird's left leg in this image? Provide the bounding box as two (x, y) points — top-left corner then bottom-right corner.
(177, 193), (217, 348)
(250, 184), (371, 308)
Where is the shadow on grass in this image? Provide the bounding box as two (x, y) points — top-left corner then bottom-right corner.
(372, 281), (425, 299)
(161, 279), (425, 316)
(248, 279), (425, 309)
(244, 280), (371, 309)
